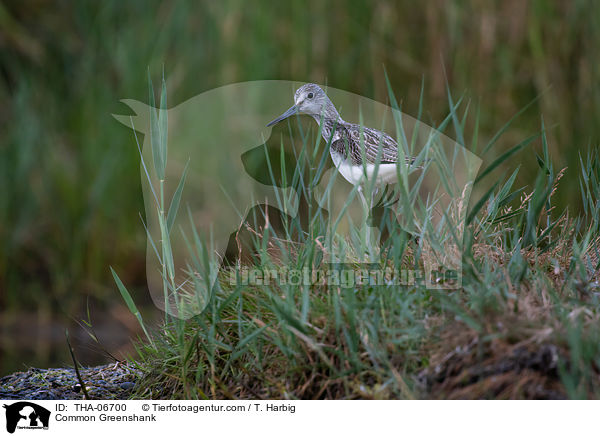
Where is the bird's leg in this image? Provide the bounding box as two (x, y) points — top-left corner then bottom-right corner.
(371, 187), (377, 211)
(357, 186), (371, 254)
(368, 186), (380, 261)
(357, 185), (369, 210)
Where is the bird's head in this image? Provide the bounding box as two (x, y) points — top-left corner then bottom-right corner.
(267, 83), (331, 126)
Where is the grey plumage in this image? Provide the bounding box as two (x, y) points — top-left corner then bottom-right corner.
(326, 120), (415, 167)
(267, 83), (421, 186)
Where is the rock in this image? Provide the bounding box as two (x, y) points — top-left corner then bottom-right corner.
(120, 382), (135, 390)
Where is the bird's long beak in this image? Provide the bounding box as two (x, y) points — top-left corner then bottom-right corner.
(267, 105), (299, 127)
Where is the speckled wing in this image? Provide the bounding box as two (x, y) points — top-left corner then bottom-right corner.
(352, 125), (422, 167)
(330, 123), (420, 167)
(358, 126), (399, 164)
(339, 124), (395, 163)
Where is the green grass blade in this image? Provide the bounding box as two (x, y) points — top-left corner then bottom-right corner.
(475, 133), (538, 184)
(159, 70), (168, 173)
(167, 159), (190, 233)
(467, 180), (500, 225)
(110, 267), (153, 344)
(148, 69), (164, 180)
(481, 94), (542, 155)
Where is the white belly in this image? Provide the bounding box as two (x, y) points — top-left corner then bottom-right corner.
(330, 152), (399, 186)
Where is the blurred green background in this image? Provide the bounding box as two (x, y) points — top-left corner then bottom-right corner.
(0, 0), (598, 375)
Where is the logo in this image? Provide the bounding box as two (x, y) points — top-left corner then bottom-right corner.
(3, 402), (50, 433)
(114, 81), (482, 319)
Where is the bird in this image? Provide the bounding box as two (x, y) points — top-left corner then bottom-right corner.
(266, 83), (422, 210)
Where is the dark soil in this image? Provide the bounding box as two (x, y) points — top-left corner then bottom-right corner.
(0, 363), (141, 400)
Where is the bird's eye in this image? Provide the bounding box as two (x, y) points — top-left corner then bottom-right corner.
(308, 92), (314, 99)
